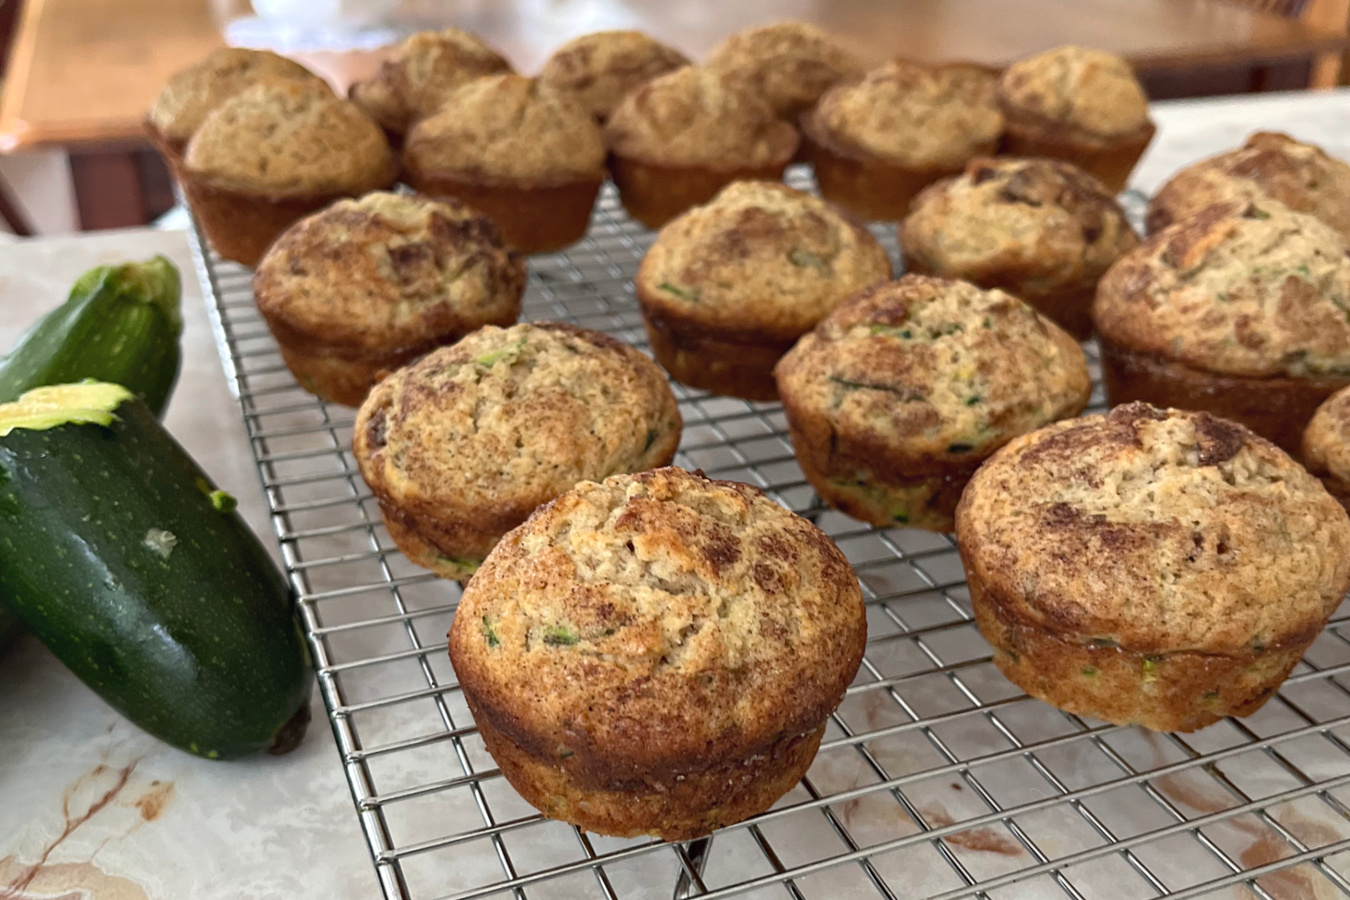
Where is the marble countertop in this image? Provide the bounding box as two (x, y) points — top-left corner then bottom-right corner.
(4, 88), (1350, 900)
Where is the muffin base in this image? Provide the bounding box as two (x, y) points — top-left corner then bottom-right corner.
(966, 567), (1312, 732)
(405, 171), (601, 255)
(145, 119), (188, 179)
(1098, 337), (1350, 453)
(180, 176), (356, 268)
(802, 116), (976, 223)
(639, 298), (795, 401)
(608, 153), (795, 230)
(1000, 121), (1155, 195)
(472, 706), (825, 841)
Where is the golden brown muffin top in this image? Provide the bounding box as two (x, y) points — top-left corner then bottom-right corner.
(1094, 198), (1350, 378)
(354, 323), (681, 516)
(998, 45), (1150, 138)
(1148, 132), (1350, 243)
(902, 157), (1139, 289)
(603, 66), (799, 167)
(705, 20), (865, 118)
(637, 181), (892, 337)
(957, 403), (1350, 656)
(448, 466), (866, 770)
(403, 75), (605, 182)
(1304, 386), (1350, 487)
(775, 275), (1090, 463)
(538, 30), (690, 123)
(149, 47), (330, 145)
(348, 28), (513, 134)
(253, 192), (525, 353)
(184, 81), (396, 197)
(812, 61), (1003, 168)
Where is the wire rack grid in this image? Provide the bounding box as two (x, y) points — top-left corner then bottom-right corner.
(186, 169), (1350, 900)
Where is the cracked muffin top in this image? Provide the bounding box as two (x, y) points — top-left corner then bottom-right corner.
(539, 30), (690, 123)
(810, 60), (1003, 168)
(253, 192), (525, 353)
(403, 74), (605, 182)
(604, 67), (799, 168)
(184, 81), (396, 197)
(448, 465), (866, 768)
(1304, 386), (1350, 491)
(774, 275), (1089, 463)
(636, 181), (891, 337)
(348, 28), (513, 135)
(705, 20), (865, 118)
(149, 47), (330, 147)
(902, 157), (1139, 288)
(998, 45), (1150, 141)
(957, 403), (1350, 656)
(353, 323), (681, 515)
(1093, 198), (1350, 378)
(1148, 132), (1350, 243)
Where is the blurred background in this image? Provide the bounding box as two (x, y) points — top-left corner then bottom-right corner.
(0, 0), (1347, 237)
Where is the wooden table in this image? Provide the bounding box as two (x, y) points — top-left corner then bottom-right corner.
(2, 0), (1346, 230)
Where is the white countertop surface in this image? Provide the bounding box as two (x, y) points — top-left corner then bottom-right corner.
(4, 88), (1350, 900)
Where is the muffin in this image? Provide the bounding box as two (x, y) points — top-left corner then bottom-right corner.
(403, 75), (605, 254)
(448, 466), (866, 839)
(353, 323), (682, 580)
(181, 81), (397, 267)
(902, 157), (1139, 340)
(957, 402), (1350, 732)
(775, 275), (1090, 532)
(1093, 197), (1350, 453)
(539, 30), (690, 124)
(147, 47), (330, 165)
(1148, 132), (1350, 244)
(1303, 386), (1350, 510)
(636, 181), (892, 400)
(997, 46), (1155, 193)
(604, 67), (799, 228)
(803, 60), (1003, 222)
(348, 28), (512, 144)
(705, 20), (865, 119)
(254, 192), (526, 407)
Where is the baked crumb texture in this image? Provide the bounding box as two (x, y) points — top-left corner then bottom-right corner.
(1094, 197), (1350, 450)
(996, 45), (1154, 192)
(1148, 131), (1350, 245)
(775, 274), (1090, 531)
(636, 180), (892, 400)
(705, 20), (865, 118)
(539, 30), (690, 124)
(348, 28), (513, 137)
(1304, 385), (1350, 511)
(903, 156), (1138, 339)
(254, 192), (526, 406)
(957, 402), (1350, 732)
(448, 466), (867, 839)
(353, 323), (682, 581)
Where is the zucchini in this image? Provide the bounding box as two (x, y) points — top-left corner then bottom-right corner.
(0, 383), (312, 758)
(0, 256), (183, 416)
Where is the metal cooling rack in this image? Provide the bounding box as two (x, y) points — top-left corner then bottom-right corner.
(187, 170), (1350, 900)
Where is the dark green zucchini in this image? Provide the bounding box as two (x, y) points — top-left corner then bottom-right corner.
(0, 382), (312, 758)
(0, 256), (182, 416)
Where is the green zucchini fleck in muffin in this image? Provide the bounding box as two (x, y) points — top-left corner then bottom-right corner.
(353, 323), (681, 580)
(774, 274), (1090, 531)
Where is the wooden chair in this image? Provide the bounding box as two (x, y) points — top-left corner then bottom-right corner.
(1227, 0), (1350, 86)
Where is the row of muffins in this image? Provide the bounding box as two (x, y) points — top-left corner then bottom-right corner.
(149, 24), (1160, 266)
